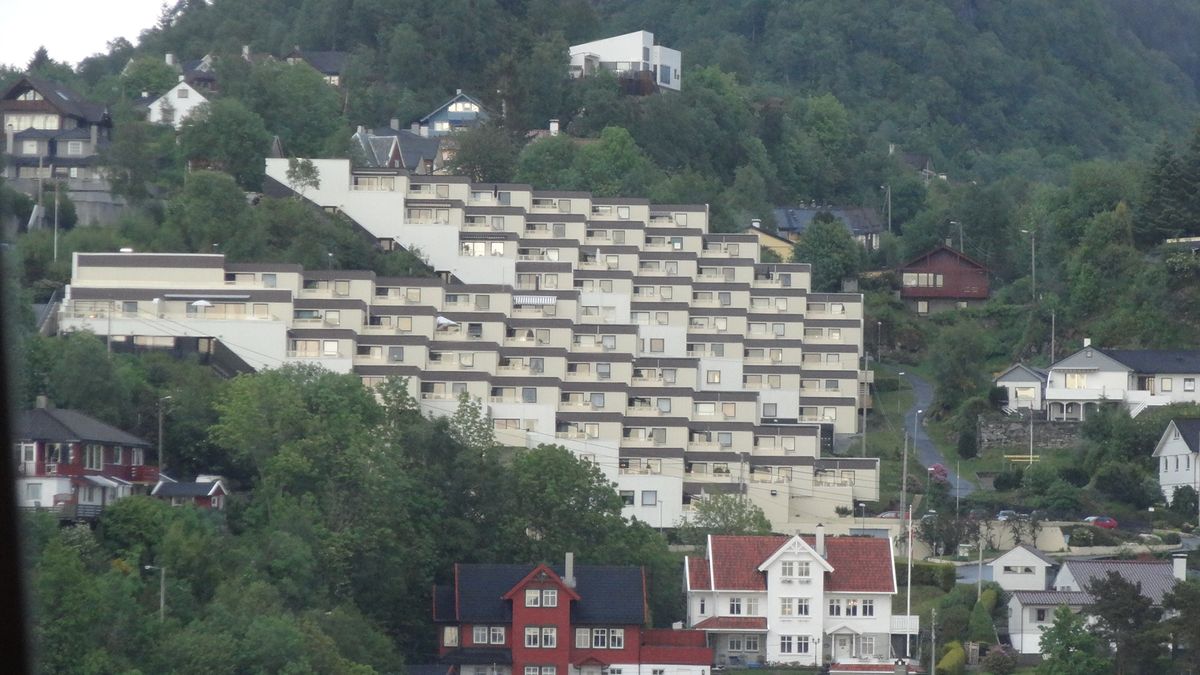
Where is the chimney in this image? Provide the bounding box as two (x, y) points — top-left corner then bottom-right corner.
(410, 122), (420, 133)
(241, 45), (251, 60)
(420, 125), (429, 138)
(35, 395), (50, 409)
(390, 118), (401, 131)
(456, 88), (463, 95)
(549, 119), (560, 136)
(4, 127), (13, 154)
(178, 74), (185, 82)
(165, 53), (176, 67)
(1174, 553), (1187, 581)
(1083, 337), (1092, 348)
(356, 125), (366, 135)
(815, 524), (826, 558)
(141, 91), (149, 99)
(750, 218), (762, 229)
(564, 552), (576, 588)
(90, 122), (98, 147)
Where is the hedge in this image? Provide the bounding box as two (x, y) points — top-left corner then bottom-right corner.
(897, 561), (956, 591)
(979, 588), (998, 613)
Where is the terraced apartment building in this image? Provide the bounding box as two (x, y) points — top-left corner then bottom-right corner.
(58, 159), (876, 529)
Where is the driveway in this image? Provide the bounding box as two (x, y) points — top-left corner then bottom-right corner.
(903, 372), (975, 497)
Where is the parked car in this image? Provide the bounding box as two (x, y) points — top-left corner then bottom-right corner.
(1085, 516), (1119, 529)
(928, 463), (949, 482)
(996, 510), (1028, 521)
(877, 511), (911, 519)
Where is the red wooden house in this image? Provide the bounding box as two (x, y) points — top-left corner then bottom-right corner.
(430, 554), (712, 675)
(14, 399), (157, 520)
(898, 244), (990, 314)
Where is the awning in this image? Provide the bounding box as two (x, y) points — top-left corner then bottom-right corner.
(84, 475), (121, 488)
(512, 295), (555, 305)
(163, 293), (252, 300)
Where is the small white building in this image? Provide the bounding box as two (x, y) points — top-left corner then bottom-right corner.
(993, 363), (1046, 412)
(145, 78), (208, 129)
(684, 528), (917, 668)
(569, 31), (681, 91)
(1153, 419), (1200, 504)
(1044, 345), (1200, 421)
(1007, 556), (1186, 655)
(987, 543), (1056, 592)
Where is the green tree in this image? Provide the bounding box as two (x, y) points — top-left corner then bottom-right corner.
(103, 118), (182, 202)
(448, 391), (497, 454)
(121, 56), (178, 97)
(179, 99), (271, 190)
(285, 157), (321, 197)
(928, 322), (988, 413)
(515, 134), (578, 188)
(446, 125), (518, 183)
(1163, 579), (1200, 674)
(161, 171), (253, 253)
(1171, 485), (1199, 518)
(569, 126), (662, 197)
(791, 214), (861, 292)
(1037, 605), (1109, 675)
(1085, 571), (1167, 674)
(967, 600), (995, 642)
(676, 494), (773, 545)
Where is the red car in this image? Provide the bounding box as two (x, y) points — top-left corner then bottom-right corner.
(928, 463), (949, 482)
(1085, 516), (1118, 529)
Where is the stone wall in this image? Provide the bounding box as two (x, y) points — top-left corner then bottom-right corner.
(978, 415), (1082, 451)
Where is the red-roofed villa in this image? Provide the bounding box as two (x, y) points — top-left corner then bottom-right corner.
(684, 527), (919, 671)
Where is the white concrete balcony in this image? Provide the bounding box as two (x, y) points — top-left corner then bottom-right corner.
(891, 615), (920, 635)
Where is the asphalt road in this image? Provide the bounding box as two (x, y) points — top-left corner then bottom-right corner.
(903, 372), (976, 497)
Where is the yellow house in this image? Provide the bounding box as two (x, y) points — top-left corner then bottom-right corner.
(744, 225), (795, 261)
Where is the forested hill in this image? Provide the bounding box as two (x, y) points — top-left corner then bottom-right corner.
(99, 0), (1200, 178)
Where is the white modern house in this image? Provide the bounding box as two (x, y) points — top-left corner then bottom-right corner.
(987, 543), (1056, 592)
(145, 78), (208, 130)
(1006, 556), (1185, 655)
(1043, 344), (1200, 420)
(684, 529), (917, 671)
(569, 31), (681, 91)
(1153, 419), (1200, 504)
(993, 364), (1046, 412)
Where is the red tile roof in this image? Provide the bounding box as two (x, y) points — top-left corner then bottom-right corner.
(686, 556), (711, 591)
(695, 535), (895, 594)
(640, 645), (713, 665)
(692, 616), (768, 631)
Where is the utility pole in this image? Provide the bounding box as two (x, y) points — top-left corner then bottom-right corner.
(881, 184), (893, 234)
(1029, 411), (1034, 464)
(906, 503), (914, 658)
(977, 538), (983, 599)
(955, 458), (960, 518)
(145, 565), (166, 622)
(861, 353), (869, 457)
(931, 606), (937, 675)
(53, 181), (59, 262)
(1050, 308), (1056, 363)
(158, 396), (172, 476)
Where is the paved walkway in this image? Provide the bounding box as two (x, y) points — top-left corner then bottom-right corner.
(903, 372), (975, 497)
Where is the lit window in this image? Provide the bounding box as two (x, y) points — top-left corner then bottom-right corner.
(525, 589), (541, 607)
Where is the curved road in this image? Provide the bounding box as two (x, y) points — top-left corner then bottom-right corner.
(903, 372), (975, 497)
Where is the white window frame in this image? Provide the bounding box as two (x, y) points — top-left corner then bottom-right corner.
(525, 589), (541, 607)
(525, 627), (540, 647)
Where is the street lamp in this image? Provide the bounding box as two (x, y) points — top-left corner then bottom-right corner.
(950, 220), (963, 251)
(901, 406), (923, 523)
(1020, 229), (1036, 302)
(880, 184), (892, 234)
(144, 565), (166, 622)
(876, 321), (882, 362)
(158, 396), (172, 477)
(857, 502), (867, 530)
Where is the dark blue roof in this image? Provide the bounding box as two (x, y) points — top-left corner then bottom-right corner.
(1173, 419), (1200, 454)
(774, 206), (883, 237)
(441, 563), (645, 625)
(16, 408), (149, 446)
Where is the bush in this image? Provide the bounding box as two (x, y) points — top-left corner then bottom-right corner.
(979, 588), (998, 613)
(1094, 462), (1159, 508)
(835, 505), (853, 517)
(1057, 465), (1090, 488)
(1069, 525), (1120, 547)
(936, 641), (966, 675)
(957, 427), (978, 459)
(968, 601), (995, 642)
(1171, 485), (1199, 517)
(901, 561), (957, 591)
(1163, 532), (1182, 545)
(937, 605), (971, 643)
(993, 468), (1024, 492)
(987, 386), (1008, 407)
(980, 645), (1017, 675)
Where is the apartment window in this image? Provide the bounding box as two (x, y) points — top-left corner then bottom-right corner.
(657, 398), (671, 413)
(592, 629), (608, 648)
(541, 627), (556, 648)
(861, 635), (875, 656)
(729, 636), (744, 651)
(1163, 378), (1174, 392)
(779, 635), (793, 653)
(780, 598), (795, 616)
(797, 598), (810, 616)
(619, 490), (635, 506)
(522, 387), (538, 403)
(444, 626), (459, 646)
(617, 206), (630, 219)
(707, 370), (721, 384)
(1187, 378), (1196, 392)
(763, 403), (778, 417)
(490, 627), (505, 643)
(21, 140), (38, 155)
(1036, 608), (1048, 622)
(575, 628), (590, 648)
(525, 627), (540, 647)
(1065, 372), (1087, 389)
(649, 338), (664, 353)
(641, 490), (657, 506)
(699, 598), (707, 615)
(797, 636), (810, 654)
(525, 589), (541, 607)
(862, 599), (874, 616)
(84, 444), (103, 470)
(828, 599), (841, 616)
(525, 668), (539, 675)
(718, 432), (732, 447)
(474, 626), (489, 644)
(846, 599), (859, 616)
(66, 140), (83, 156)
(597, 363), (611, 379)
(729, 598), (742, 615)
(542, 589), (557, 607)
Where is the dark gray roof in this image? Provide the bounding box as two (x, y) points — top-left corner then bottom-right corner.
(994, 363), (1048, 384)
(1173, 419), (1200, 454)
(16, 408), (149, 447)
(1099, 349), (1200, 375)
(373, 127), (445, 171)
(153, 481), (222, 498)
(289, 50), (347, 75)
(419, 91), (488, 123)
(435, 563), (645, 625)
(1010, 591), (1090, 606)
(1062, 560), (1178, 605)
(5, 76), (108, 124)
(774, 206), (883, 237)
